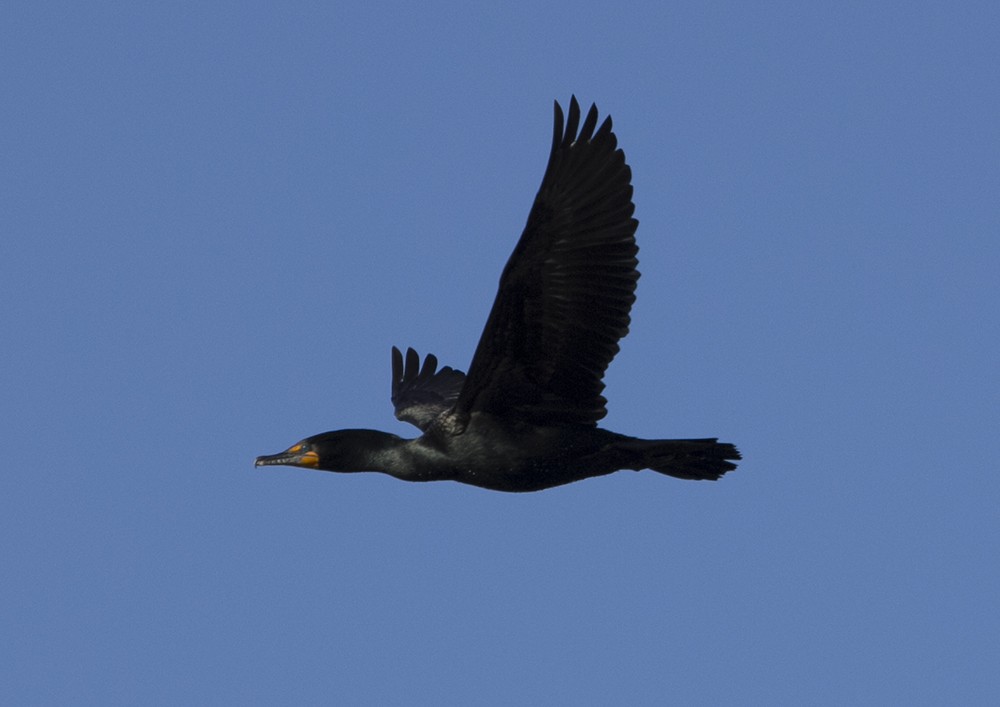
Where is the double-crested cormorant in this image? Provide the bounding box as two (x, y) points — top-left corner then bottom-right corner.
(255, 98), (740, 492)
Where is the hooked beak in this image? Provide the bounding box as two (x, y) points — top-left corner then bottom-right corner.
(254, 445), (320, 469)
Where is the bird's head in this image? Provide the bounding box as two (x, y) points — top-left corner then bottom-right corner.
(255, 429), (398, 473)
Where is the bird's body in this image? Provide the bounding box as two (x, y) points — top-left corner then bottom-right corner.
(256, 98), (740, 492)
(296, 419), (627, 492)
(288, 409), (738, 493)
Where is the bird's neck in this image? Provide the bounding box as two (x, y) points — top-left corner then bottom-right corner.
(325, 429), (417, 478)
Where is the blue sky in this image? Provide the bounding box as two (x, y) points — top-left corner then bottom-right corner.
(2, 2), (998, 704)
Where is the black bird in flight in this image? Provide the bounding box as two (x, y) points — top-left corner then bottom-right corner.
(256, 98), (740, 492)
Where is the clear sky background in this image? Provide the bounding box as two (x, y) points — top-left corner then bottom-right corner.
(3, 2), (998, 705)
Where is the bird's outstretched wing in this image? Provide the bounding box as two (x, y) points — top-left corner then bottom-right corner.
(391, 346), (467, 432)
(454, 97), (639, 427)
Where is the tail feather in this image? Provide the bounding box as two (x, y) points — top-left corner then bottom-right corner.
(618, 437), (741, 481)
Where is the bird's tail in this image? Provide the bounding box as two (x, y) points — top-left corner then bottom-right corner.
(617, 437), (741, 481)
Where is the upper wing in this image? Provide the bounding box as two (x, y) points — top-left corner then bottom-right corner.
(391, 346), (466, 432)
(454, 97), (639, 426)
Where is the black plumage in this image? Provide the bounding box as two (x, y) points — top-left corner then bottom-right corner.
(255, 98), (740, 492)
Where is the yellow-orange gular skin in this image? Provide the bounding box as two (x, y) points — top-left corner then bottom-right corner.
(254, 442), (320, 469)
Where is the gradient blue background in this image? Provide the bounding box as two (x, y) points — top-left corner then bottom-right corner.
(3, 2), (998, 704)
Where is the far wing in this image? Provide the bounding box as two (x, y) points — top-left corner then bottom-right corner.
(390, 346), (466, 432)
